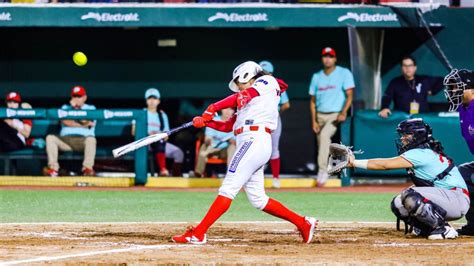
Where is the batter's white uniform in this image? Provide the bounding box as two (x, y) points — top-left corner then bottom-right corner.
(218, 75), (280, 210)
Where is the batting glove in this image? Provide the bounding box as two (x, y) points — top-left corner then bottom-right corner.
(192, 116), (206, 128)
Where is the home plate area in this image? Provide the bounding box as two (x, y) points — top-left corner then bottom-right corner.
(1, 222), (474, 264)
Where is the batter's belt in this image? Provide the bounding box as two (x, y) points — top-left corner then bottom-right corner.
(234, 126), (272, 136)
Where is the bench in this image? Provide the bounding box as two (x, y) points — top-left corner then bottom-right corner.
(1, 120), (141, 173)
(0, 108), (149, 184)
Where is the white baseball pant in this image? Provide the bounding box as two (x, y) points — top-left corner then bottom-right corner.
(218, 130), (272, 210)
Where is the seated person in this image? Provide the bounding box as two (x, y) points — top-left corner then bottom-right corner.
(44, 86), (97, 177)
(195, 108), (236, 177)
(165, 142), (184, 177)
(132, 88), (184, 176)
(379, 56), (444, 118)
(348, 118), (469, 240)
(0, 92), (32, 152)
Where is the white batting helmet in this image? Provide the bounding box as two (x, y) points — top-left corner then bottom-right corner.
(228, 61), (263, 92)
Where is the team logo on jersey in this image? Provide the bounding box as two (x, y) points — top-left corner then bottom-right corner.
(337, 12), (398, 23)
(229, 141), (253, 173)
(255, 79), (268, 85)
(208, 12), (268, 23)
(0, 12), (12, 21)
(81, 12), (140, 22)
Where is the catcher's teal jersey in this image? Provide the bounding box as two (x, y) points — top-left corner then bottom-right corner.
(401, 148), (467, 190)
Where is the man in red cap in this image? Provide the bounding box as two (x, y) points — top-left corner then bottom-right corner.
(308, 47), (355, 186)
(44, 86), (97, 177)
(0, 92), (32, 152)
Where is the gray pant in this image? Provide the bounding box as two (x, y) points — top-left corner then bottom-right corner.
(458, 161), (474, 224)
(393, 186), (470, 221)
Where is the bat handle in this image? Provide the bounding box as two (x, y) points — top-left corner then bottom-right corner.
(168, 121), (193, 135)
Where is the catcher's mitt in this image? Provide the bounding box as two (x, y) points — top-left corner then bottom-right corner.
(327, 143), (354, 175)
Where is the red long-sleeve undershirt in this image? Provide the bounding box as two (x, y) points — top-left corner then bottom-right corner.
(211, 87), (259, 111)
(206, 115), (237, 132)
(205, 78), (287, 132)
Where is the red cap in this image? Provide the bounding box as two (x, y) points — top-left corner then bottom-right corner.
(71, 86), (86, 97)
(6, 92), (21, 103)
(322, 47), (337, 57)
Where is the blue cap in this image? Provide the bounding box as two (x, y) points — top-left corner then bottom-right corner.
(145, 88), (160, 99)
(259, 60), (274, 74)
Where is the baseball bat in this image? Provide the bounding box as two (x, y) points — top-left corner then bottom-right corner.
(112, 121), (193, 158)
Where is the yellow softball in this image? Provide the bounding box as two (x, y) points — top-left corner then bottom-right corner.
(73, 52), (87, 67)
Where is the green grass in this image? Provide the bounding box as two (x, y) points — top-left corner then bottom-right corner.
(0, 190), (397, 223)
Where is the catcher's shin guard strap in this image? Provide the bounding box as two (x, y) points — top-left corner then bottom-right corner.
(353, 160), (368, 169)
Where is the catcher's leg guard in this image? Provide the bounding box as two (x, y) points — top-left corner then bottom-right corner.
(401, 188), (447, 232)
(391, 195), (410, 233)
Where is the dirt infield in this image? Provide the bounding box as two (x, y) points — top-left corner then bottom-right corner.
(1, 222), (473, 265)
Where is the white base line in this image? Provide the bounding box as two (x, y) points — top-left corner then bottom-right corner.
(1, 244), (196, 265)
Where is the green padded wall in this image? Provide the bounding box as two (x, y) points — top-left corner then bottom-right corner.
(0, 27), (350, 101)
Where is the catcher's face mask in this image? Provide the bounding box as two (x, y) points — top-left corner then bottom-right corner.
(395, 133), (414, 154)
(444, 69), (466, 112)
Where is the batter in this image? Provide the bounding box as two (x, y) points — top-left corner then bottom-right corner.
(172, 61), (317, 244)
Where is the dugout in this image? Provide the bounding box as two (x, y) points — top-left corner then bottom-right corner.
(0, 4), (473, 178)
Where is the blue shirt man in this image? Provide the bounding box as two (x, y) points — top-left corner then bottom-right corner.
(45, 85), (97, 177)
(308, 65), (355, 113)
(60, 103), (96, 137)
(308, 47), (355, 186)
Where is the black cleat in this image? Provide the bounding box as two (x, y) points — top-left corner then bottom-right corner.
(457, 224), (474, 236)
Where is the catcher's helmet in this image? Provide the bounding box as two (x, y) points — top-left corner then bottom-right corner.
(229, 61), (263, 92)
(443, 68), (474, 112)
(395, 118), (432, 155)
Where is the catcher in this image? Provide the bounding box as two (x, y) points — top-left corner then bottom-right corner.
(328, 118), (469, 240)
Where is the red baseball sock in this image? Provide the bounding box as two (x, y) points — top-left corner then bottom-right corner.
(194, 195), (232, 237)
(270, 158), (280, 179)
(155, 153), (167, 171)
(263, 198), (305, 228)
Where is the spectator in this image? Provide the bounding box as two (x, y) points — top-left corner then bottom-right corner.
(0, 92), (32, 152)
(259, 60), (290, 189)
(309, 47), (354, 186)
(44, 86), (97, 177)
(379, 55), (444, 118)
(195, 108), (236, 177)
(132, 88), (184, 176)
